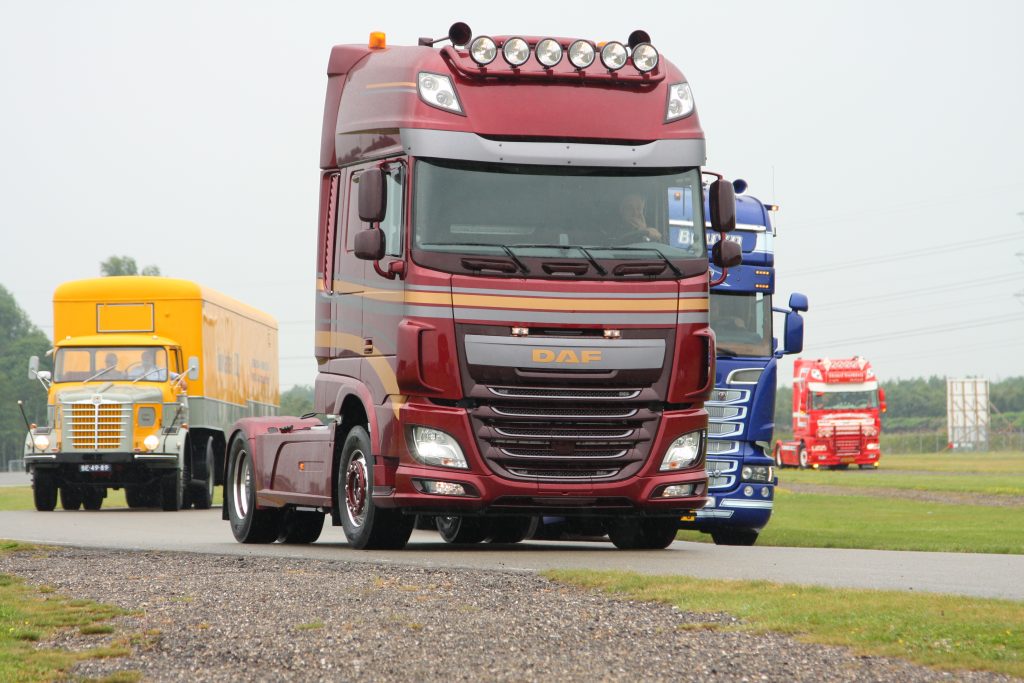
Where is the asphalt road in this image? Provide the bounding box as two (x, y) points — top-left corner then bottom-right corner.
(2, 508), (1022, 601)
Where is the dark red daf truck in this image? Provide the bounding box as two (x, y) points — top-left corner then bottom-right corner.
(224, 24), (740, 550)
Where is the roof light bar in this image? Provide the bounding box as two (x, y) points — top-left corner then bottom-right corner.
(469, 35), (497, 65)
(535, 38), (563, 68)
(568, 40), (596, 69)
(600, 41), (628, 71)
(502, 37), (530, 67)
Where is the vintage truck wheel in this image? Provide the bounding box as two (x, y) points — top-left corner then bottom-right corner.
(338, 426), (413, 550)
(82, 487), (104, 511)
(60, 485), (82, 511)
(278, 509), (325, 544)
(32, 471), (57, 511)
(189, 438), (216, 510)
(609, 517), (679, 550)
(436, 516), (489, 544)
(711, 528), (758, 546)
(487, 516), (535, 544)
(226, 436), (280, 543)
(160, 467), (186, 511)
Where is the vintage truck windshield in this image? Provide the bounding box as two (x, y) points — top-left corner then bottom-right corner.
(710, 292), (772, 357)
(810, 390), (879, 410)
(54, 346), (169, 383)
(412, 159), (705, 270)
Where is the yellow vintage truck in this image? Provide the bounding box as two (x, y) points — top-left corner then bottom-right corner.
(25, 277), (278, 511)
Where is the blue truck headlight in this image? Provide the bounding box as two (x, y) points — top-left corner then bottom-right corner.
(660, 430), (704, 471)
(410, 427), (469, 469)
(741, 465), (773, 483)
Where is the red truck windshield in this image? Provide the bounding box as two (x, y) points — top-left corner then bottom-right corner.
(412, 159), (705, 275)
(809, 390), (879, 410)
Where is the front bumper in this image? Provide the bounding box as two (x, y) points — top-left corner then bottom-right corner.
(680, 443), (774, 531)
(378, 402), (709, 517)
(25, 451), (179, 486)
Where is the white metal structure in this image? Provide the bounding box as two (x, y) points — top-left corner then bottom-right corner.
(946, 378), (990, 450)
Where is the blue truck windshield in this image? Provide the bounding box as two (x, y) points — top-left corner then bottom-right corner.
(710, 292), (772, 357)
(412, 160), (705, 262)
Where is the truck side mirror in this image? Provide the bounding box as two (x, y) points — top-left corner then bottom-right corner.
(783, 310), (804, 355)
(789, 292), (809, 312)
(28, 355), (39, 380)
(187, 356), (200, 381)
(711, 239), (741, 268)
(708, 179), (736, 233)
(358, 168), (386, 223)
(354, 229), (386, 261)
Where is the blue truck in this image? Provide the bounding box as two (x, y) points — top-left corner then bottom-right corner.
(674, 181), (807, 545)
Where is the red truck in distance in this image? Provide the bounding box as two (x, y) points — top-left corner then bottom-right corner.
(774, 357), (886, 469)
(224, 24), (742, 550)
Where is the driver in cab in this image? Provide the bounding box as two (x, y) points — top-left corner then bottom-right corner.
(619, 193), (662, 243)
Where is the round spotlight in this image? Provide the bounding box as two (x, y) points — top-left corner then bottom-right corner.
(469, 36), (497, 65)
(600, 41), (628, 71)
(502, 37), (530, 67)
(535, 38), (563, 68)
(568, 40), (596, 69)
(632, 43), (659, 72)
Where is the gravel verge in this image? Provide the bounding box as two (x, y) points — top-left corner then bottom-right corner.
(777, 482), (1024, 507)
(1, 546), (1015, 682)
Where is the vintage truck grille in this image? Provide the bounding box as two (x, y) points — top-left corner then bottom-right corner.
(63, 401), (130, 451)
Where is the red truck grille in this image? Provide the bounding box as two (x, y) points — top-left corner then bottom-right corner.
(835, 436), (862, 455)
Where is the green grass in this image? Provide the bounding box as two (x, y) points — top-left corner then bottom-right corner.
(881, 451), (1024, 475)
(679, 489), (1024, 553)
(778, 468), (1024, 497)
(0, 542), (130, 682)
(548, 569), (1024, 679)
(0, 486), (223, 512)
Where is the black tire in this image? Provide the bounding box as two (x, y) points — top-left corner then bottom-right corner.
(608, 517), (679, 550)
(798, 445), (810, 470)
(278, 509), (325, 544)
(487, 516), (535, 544)
(835, 464), (849, 470)
(125, 484), (157, 508)
(82, 487), (104, 511)
(338, 426), (413, 550)
(160, 467), (185, 511)
(436, 516), (490, 544)
(710, 528), (759, 546)
(60, 485), (82, 511)
(859, 464), (875, 470)
(32, 471), (57, 511)
(189, 438), (216, 510)
(226, 436), (281, 543)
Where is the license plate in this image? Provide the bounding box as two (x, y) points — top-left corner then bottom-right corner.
(679, 513), (696, 522)
(79, 464), (111, 473)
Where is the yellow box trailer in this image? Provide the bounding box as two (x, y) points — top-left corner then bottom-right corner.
(25, 277), (278, 511)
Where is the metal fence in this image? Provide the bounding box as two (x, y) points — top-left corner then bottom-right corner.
(881, 431), (1024, 454)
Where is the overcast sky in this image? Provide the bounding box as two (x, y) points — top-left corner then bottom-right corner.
(2, 1), (1022, 390)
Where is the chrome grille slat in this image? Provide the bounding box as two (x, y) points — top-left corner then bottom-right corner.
(499, 448), (629, 459)
(62, 402), (130, 451)
(491, 405), (639, 419)
(506, 468), (621, 479)
(495, 426), (635, 439)
(488, 387), (641, 400)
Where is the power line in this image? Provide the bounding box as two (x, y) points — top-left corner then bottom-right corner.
(786, 231), (1023, 277)
(810, 272), (1024, 311)
(810, 313), (1024, 347)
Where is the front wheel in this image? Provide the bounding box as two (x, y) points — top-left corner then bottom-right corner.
(278, 509), (325, 544)
(338, 426), (413, 550)
(710, 528), (759, 546)
(32, 471), (57, 511)
(225, 436), (280, 543)
(773, 442), (785, 468)
(189, 438), (216, 510)
(487, 516), (535, 544)
(798, 446), (810, 470)
(608, 518), (679, 550)
(436, 516), (490, 544)
(60, 485), (82, 511)
(82, 487), (104, 511)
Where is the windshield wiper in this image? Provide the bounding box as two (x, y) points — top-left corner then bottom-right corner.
(509, 244), (607, 276)
(419, 242), (529, 274)
(131, 367), (164, 384)
(82, 366), (115, 383)
(603, 246), (683, 277)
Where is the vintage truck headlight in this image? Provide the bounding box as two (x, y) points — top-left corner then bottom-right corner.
(660, 430), (704, 471)
(33, 434), (50, 450)
(143, 434), (160, 452)
(409, 427), (468, 469)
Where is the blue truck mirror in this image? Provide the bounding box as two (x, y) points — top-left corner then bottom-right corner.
(788, 292), (808, 312)
(784, 312), (804, 355)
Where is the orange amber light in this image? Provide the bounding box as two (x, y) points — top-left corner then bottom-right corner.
(369, 32), (387, 49)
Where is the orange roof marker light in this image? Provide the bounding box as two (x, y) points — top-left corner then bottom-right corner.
(369, 31), (386, 49)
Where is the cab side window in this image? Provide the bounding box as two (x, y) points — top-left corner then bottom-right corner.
(382, 168), (404, 257)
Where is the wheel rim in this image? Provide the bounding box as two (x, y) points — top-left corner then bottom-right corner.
(232, 450), (251, 519)
(345, 449), (368, 528)
(799, 449), (808, 467)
